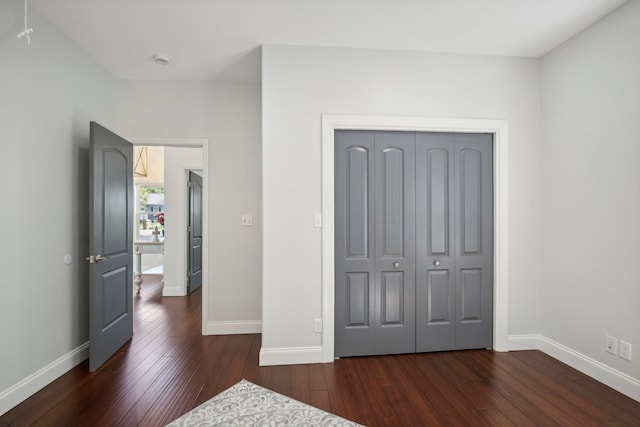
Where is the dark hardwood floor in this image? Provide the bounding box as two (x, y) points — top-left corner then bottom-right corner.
(2, 275), (639, 426)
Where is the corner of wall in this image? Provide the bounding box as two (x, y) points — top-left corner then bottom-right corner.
(0, 343), (89, 416)
(259, 346), (324, 366)
(508, 334), (640, 403)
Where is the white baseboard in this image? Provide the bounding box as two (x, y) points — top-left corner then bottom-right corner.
(0, 342), (89, 416)
(162, 287), (184, 297)
(507, 333), (540, 351)
(205, 320), (262, 335)
(4, 333), (636, 417)
(259, 346), (324, 366)
(536, 335), (640, 403)
(506, 334), (640, 402)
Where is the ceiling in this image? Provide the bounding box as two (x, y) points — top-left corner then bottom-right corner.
(26, 0), (627, 83)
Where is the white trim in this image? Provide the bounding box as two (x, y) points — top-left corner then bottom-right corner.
(321, 115), (510, 363)
(128, 137), (210, 335)
(507, 334), (540, 351)
(259, 346), (324, 366)
(507, 335), (640, 402)
(161, 287), (184, 297)
(206, 320), (263, 335)
(0, 342), (89, 416)
(537, 335), (640, 403)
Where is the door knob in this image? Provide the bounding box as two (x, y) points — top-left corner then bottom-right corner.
(434, 260), (440, 266)
(87, 254), (110, 264)
(95, 254), (110, 263)
(393, 262), (400, 268)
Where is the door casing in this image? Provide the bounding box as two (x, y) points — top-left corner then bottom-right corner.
(321, 115), (509, 362)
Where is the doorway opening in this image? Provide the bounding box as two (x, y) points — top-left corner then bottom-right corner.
(130, 137), (209, 335)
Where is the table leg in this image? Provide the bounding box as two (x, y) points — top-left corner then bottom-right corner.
(134, 250), (143, 294)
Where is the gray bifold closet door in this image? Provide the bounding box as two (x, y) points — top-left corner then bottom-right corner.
(335, 130), (493, 357)
(415, 132), (493, 352)
(334, 131), (416, 356)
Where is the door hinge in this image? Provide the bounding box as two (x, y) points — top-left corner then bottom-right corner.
(187, 181), (192, 187)
(187, 225), (191, 233)
(187, 271), (191, 278)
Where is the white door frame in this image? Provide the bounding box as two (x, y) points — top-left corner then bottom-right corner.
(321, 115), (509, 362)
(129, 137), (210, 335)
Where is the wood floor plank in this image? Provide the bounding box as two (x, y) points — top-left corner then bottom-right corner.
(290, 364), (311, 404)
(460, 350), (566, 427)
(355, 357), (395, 422)
(408, 354), (487, 426)
(322, 361), (363, 424)
(479, 408), (517, 427)
(2, 275), (639, 426)
(308, 364), (332, 413)
(191, 334), (246, 406)
(499, 349), (614, 422)
(486, 351), (608, 427)
(375, 354), (446, 426)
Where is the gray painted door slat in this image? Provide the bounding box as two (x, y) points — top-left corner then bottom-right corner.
(374, 131), (416, 355)
(415, 132), (493, 352)
(335, 131), (376, 356)
(415, 132), (456, 352)
(452, 133), (493, 350)
(187, 171), (203, 294)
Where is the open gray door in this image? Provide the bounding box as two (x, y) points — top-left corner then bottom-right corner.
(88, 122), (134, 372)
(187, 171), (203, 294)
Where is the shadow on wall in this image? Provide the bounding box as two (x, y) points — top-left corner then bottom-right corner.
(71, 109), (91, 343)
(211, 46), (262, 82)
(0, 1), (22, 48)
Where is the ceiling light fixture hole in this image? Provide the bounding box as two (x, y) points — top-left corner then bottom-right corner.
(153, 54), (171, 65)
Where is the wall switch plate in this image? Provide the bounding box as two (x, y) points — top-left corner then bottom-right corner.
(606, 335), (618, 355)
(314, 213), (323, 228)
(620, 340), (632, 361)
(241, 214), (253, 226)
(314, 318), (322, 333)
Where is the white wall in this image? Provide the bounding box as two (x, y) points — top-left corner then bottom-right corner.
(541, 0), (640, 383)
(163, 146), (203, 296)
(0, 3), (117, 414)
(261, 45), (542, 356)
(116, 81), (262, 329)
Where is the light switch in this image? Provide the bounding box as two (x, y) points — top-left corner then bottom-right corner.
(314, 213), (323, 228)
(241, 214), (253, 226)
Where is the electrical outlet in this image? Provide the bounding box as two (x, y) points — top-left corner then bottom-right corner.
(606, 335), (618, 355)
(314, 318), (322, 333)
(241, 214), (253, 226)
(620, 341), (632, 361)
